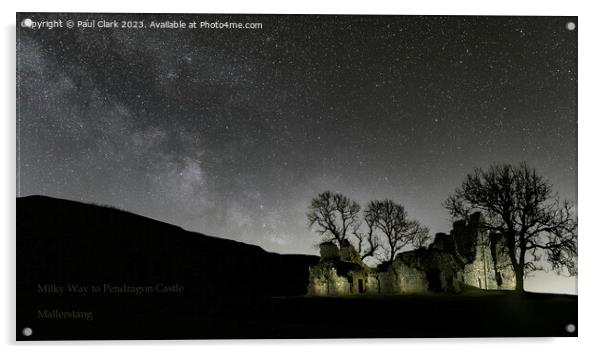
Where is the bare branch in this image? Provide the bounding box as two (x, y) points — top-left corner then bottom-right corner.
(444, 163), (578, 291)
(366, 199), (429, 263)
(307, 191), (361, 247)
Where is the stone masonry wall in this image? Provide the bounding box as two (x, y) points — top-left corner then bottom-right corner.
(307, 213), (517, 296)
(307, 264), (350, 296)
(378, 259), (429, 294)
(462, 231), (516, 290)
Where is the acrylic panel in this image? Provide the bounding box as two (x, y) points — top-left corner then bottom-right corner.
(16, 13), (578, 340)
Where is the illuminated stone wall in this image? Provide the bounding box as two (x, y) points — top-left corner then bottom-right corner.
(366, 273), (380, 294)
(491, 242), (516, 290)
(307, 264), (351, 296)
(458, 227), (517, 291)
(384, 260), (429, 293)
(461, 234), (516, 290)
(462, 233), (499, 290)
(307, 212), (517, 296)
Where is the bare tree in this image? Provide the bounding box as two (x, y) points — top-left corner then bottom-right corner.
(307, 191), (361, 247)
(367, 200), (429, 263)
(444, 163), (577, 292)
(351, 207), (381, 261)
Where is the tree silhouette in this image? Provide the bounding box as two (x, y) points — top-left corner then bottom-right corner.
(351, 206), (381, 261)
(366, 199), (429, 263)
(444, 163), (577, 292)
(307, 191), (361, 247)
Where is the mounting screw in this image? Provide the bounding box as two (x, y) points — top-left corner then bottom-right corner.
(566, 22), (576, 31)
(565, 323), (576, 333)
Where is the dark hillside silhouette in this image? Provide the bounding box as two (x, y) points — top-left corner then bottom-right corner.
(17, 195), (318, 339)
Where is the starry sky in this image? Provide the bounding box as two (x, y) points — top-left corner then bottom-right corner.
(17, 14), (577, 293)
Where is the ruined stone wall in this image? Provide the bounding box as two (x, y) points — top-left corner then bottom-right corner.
(328, 270), (351, 295)
(427, 251), (463, 293)
(396, 243), (462, 293)
(447, 213), (517, 291)
(366, 273), (380, 294)
(462, 232), (516, 290)
(378, 259), (429, 294)
(339, 241), (362, 264)
(307, 212), (517, 296)
(307, 263), (351, 296)
(309, 240), (372, 296)
(491, 239), (516, 290)
(462, 231), (498, 289)
(319, 242), (340, 261)
(307, 276), (329, 296)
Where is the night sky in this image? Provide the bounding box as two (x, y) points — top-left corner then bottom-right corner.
(17, 14), (577, 293)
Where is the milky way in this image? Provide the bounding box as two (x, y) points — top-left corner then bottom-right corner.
(17, 14), (577, 292)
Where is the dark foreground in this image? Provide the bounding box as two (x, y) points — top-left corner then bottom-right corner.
(17, 196), (577, 340)
(263, 291), (578, 338)
(18, 290), (577, 340)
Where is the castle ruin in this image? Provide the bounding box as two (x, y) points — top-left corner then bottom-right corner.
(307, 212), (516, 296)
